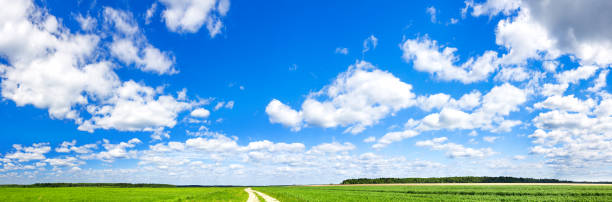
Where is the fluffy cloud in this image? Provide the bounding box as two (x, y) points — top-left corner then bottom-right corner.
(373, 83), (525, 148)
(401, 37), (499, 83)
(0, 0), (118, 121)
(372, 130), (419, 149)
(309, 142), (355, 154)
(104, 7), (176, 75)
(84, 138), (142, 162)
(79, 81), (192, 132)
(266, 61), (416, 134)
(55, 140), (98, 154)
(419, 83), (526, 131)
(0, 0), (193, 134)
(416, 91), (481, 112)
(529, 94), (612, 171)
(159, 0), (230, 36)
(470, 0), (612, 66)
(4, 143), (51, 162)
(265, 99), (303, 131)
(466, 0), (520, 17)
(190, 108), (210, 118)
(416, 137), (496, 158)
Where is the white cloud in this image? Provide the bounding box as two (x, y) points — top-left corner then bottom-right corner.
(401, 37), (499, 83)
(466, 0), (520, 17)
(266, 61), (416, 134)
(482, 136), (500, 143)
(79, 81), (192, 132)
(588, 70), (609, 92)
(363, 136), (376, 143)
(416, 91), (481, 112)
(186, 135), (241, 153)
(145, 3), (158, 24)
(494, 67), (530, 82)
(472, 0), (612, 66)
(416, 137), (496, 158)
(45, 157), (83, 167)
(104, 7), (176, 75)
(159, 0), (230, 36)
(372, 130), (418, 149)
(555, 65), (600, 85)
(190, 108), (210, 118)
(362, 35), (378, 54)
(426, 6), (437, 23)
(309, 142), (355, 154)
(533, 95), (595, 113)
(4, 143), (51, 162)
(84, 138), (141, 162)
(0, 0), (191, 134)
(419, 83), (526, 131)
(75, 14), (96, 31)
(0, 0), (118, 121)
(265, 99), (303, 131)
(335, 47), (348, 55)
(55, 140), (98, 154)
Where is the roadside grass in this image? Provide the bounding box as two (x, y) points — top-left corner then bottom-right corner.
(255, 185), (612, 201)
(0, 187), (248, 202)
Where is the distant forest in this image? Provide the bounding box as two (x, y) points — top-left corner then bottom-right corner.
(341, 176), (574, 184)
(0, 183), (175, 188)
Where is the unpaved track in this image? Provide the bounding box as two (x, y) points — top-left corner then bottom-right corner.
(253, 189), (279, 202)
(244, 188), (259, 202)
(244, 187), (279, 202)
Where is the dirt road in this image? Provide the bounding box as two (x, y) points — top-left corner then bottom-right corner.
(245, 187), (279, 202)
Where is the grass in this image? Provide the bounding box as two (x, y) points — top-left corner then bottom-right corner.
(254, 185), (612, 201)
(0, 187), (248, 202)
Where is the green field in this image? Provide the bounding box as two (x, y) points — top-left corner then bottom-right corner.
(2, 185), (612, 201)
(0, 187), (247, 202)
(254, 185), (612, 202)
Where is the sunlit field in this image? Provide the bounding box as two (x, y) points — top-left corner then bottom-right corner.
(0, 187), (247, 202)
(255, 185), (612, 202)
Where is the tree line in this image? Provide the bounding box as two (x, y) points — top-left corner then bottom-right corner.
(341, 176), (573, 184)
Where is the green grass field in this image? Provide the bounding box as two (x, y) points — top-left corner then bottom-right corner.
(2, 185), (612, 201)
(0, 187), (247, 202)
(254, 185), (612, 202)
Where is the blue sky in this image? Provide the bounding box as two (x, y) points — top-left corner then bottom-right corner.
(1, 0), (611, 185)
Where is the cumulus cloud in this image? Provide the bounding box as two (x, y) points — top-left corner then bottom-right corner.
(529, 94), (612, 171)
(4, 143), (51, 162)
(401, 37), (499, 83)
(265, 99), (303, 131)
(104, 7), (176, 75)
(190, 108), (210, 118)
(309, 142), (355, 154)
(372, 130), (418, 149)
(79, 81), (192, 132)
(416, 137), (496, 158)
(55, 140), (98, 154)
(0, 0), (193, 134)
(266, 61), (416, 134)
(469, 0), (612, 66)
(376, 83), (525, 148)
(83, 138), (142, 162)
(419, 83), (526, 131)
(159, 0), (230, 36)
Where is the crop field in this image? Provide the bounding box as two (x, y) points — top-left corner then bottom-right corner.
(254, 184), (612, 202)
(0, 187), (247, 202)
(2, 184), (612, 201)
